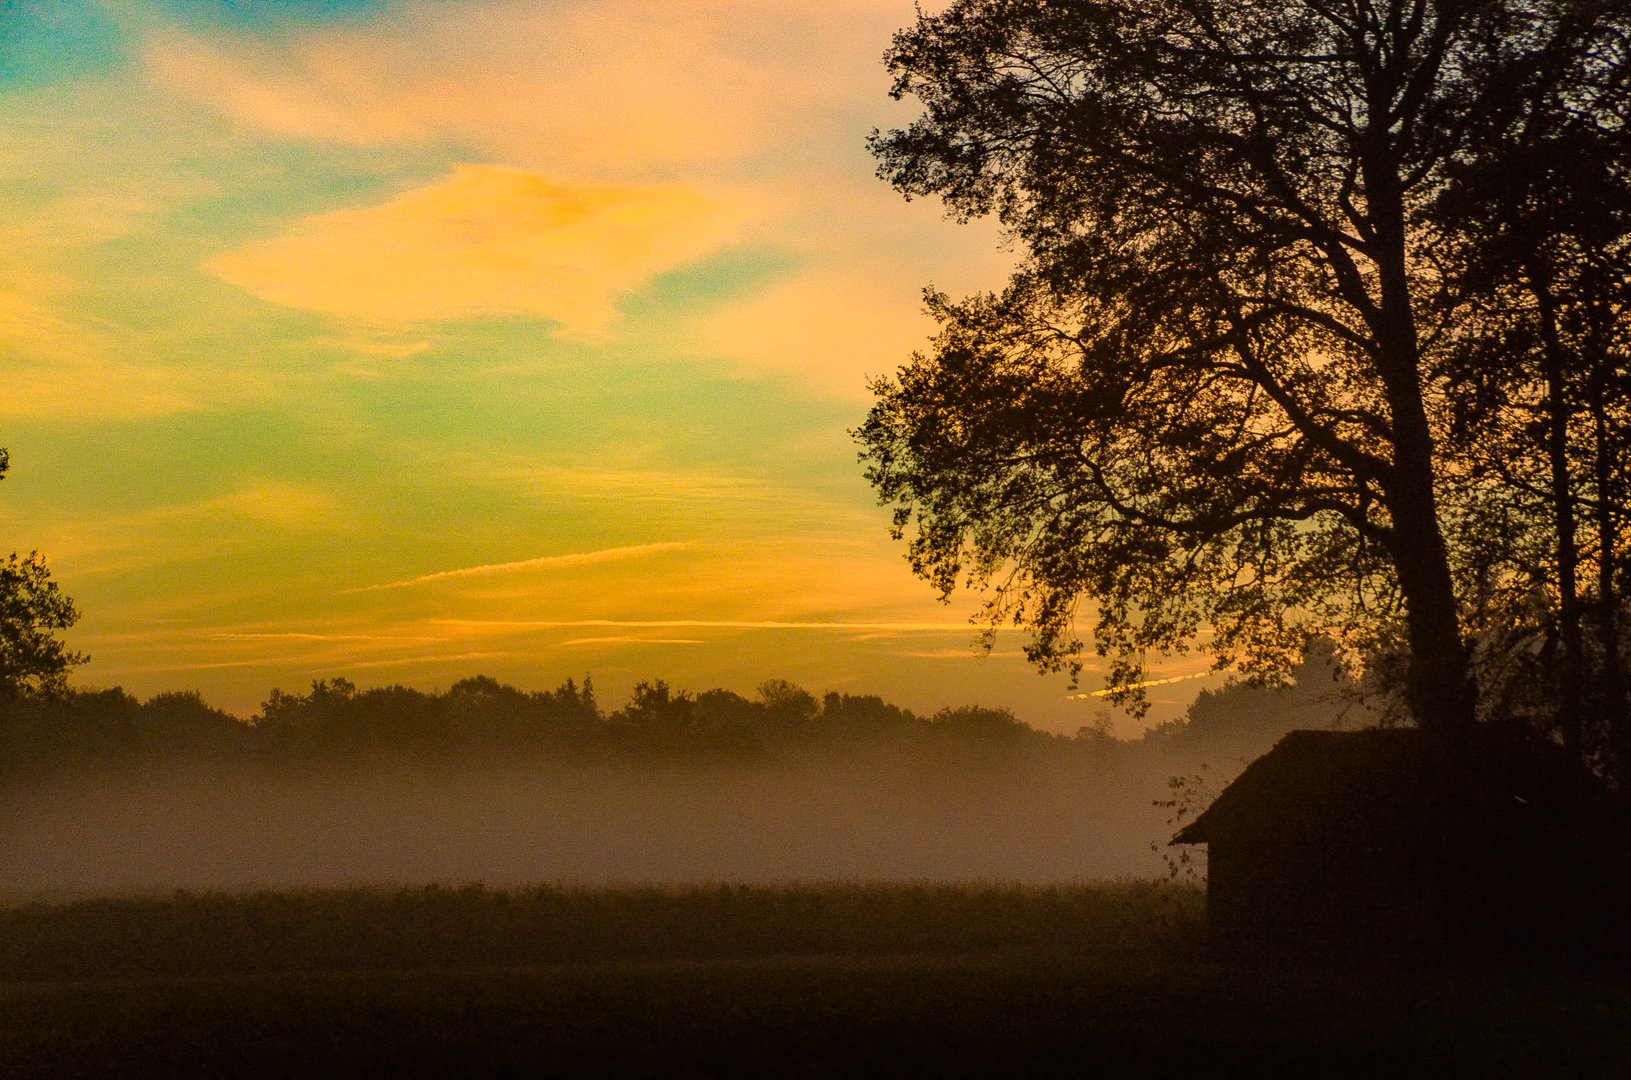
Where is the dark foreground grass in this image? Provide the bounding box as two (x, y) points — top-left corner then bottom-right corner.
(0, 881), (1196, 979)
(2, 883), (1628, 1077)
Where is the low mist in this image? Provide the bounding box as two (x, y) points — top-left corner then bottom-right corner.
(1, 660), (1355, 899)
(3, 754), (1176, 896)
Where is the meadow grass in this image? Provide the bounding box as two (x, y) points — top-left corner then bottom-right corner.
(2, 881), (1627, 1076)
(0, 880), (1200, 979)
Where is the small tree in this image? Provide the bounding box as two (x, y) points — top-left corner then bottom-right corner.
(0, 450), (86, 697)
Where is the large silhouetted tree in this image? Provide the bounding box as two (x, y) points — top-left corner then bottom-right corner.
(1434, 17), (1631, 776)
(859, 0), (1630, 731)
(0, 449), (86, 697)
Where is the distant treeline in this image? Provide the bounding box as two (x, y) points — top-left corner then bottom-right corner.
(0, 650), (1356, 781)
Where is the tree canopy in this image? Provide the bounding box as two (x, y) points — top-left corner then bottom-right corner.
(0, 449), (86, 697)
(859, 0), (1631, 748)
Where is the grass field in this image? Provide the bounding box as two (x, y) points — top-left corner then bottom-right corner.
(3, 882), (1628, 1076)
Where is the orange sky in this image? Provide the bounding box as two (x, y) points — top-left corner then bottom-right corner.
(0, 1), (1226, 733)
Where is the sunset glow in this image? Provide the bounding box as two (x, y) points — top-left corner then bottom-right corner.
(0, 0), (1221, 729)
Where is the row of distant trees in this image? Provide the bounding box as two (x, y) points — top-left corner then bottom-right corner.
(0, 655), (1350, 781)
(0, 675), (998, 776)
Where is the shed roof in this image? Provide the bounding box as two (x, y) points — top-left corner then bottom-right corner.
(1172, 726), (1621, 846)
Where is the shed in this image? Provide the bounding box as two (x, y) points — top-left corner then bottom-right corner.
(1172, 727), (1630, 965)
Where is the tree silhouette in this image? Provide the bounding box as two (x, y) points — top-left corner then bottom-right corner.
(1432, 20), (1631, 780)
(0, 449), (85, 697)
(859, 0), (1629, 730)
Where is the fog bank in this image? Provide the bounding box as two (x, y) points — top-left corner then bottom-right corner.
(2, 752), (1182, 898)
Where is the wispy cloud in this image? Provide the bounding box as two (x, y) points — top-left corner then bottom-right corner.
(886, 647), (1028, 661)
(349, 651), (515, 670)
(429, 618), (980, 633)
(310, 333), (433, 360)
(210, 482), (348, 531)
(143, 1), (1008, 393)
(210, 165), (746, 337)
(208, 632), (443, 644)
(1068, 671), (1219, 700)
(559, 636), (706, 647)
(0, 204), (197, 419)
(142, 1), (891, 174)
(347, 542), (696, 593)
(476, 460), (778, 507)
(125, 650), (516, 675)
(39, 481), (348, 577)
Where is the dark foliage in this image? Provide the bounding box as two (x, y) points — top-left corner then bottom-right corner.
(1429, 6), (1631, 784)
(0, 652), (1352, 782)
(0, 673), (1078, 779)
(0, 450), (85, 698)
(0, 688), (251, 780)
(858, 0), (1631, 747)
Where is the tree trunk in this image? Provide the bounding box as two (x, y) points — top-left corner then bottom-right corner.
(1363, 141), (1478, 733)
(1535, 281), (1585, 757)
(1590, 386), (1629, 787)
(1386, 468), (1478, 731)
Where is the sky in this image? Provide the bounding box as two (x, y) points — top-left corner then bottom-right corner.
(0, 0), (1224, 734)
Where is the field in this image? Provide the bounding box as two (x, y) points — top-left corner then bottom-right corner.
(3, 882), (1628, 1076)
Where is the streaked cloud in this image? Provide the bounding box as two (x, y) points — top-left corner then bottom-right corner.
(141, 1), (900, 174)
(144, 0), (1005, 389)
(0, 186), (204, 418)
(39, 481), (349, 577)
(349, 650), (515, 670)
(207, 632), (443, 644)
(348, 541), (696, 592)
(210, 164), (746, 336)
(0, 292), (196, 420)
(1069, 671), (1220, 700)
(475, 460), (778, 507)
(311, 333), (433, 360)
(559, 636), (706, 647)
(886, 648), (1029, 661)
(428, 618), (982, 634)
(211, 481), (348, 532)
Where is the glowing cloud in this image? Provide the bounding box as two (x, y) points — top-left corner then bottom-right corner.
(142, 2), (896, 174)
(0, 184), (204, 418)
(691, 273), (942, 400)
(208, 165), (743, 336)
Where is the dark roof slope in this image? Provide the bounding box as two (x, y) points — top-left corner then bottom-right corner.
(1172, 726), (1623, 846)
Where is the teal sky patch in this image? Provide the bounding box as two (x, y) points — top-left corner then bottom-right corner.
(0, 2), (126, 87)
(624, 246), (806, 324)
(146, 0), (395, 31)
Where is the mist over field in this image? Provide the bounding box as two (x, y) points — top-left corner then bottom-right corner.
(3, 755), (1168, 895)
(0, 659), (1354, 899)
